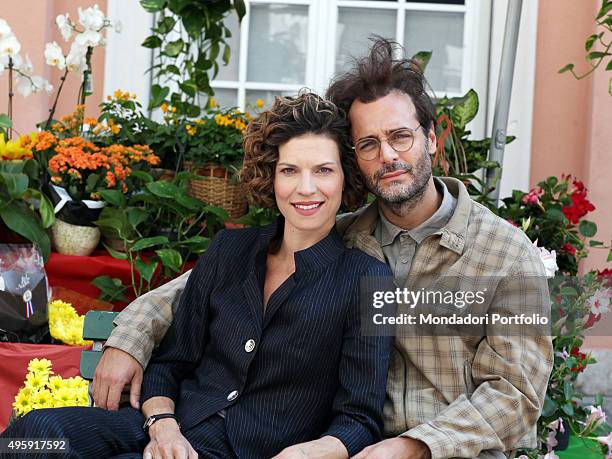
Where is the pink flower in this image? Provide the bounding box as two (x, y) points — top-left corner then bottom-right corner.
(522, 187), (544, 205)
(596, 433), (612, 449)
(544, 451), (560, 459)
(585, 405), (607, 428)
(587, 288), (611, 315)
(555, 347), (569, 360)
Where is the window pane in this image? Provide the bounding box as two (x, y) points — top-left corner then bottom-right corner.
(404, 11), (463, 94)
(336, 8), (396, 72)
(216, 13), (240, 81)
(245, 90), (297, 111)
(247, 4), (309, 84)
(211, 88), (238, 109)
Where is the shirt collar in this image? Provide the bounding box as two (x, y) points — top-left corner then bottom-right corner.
(342, 176), (473, 255)
(255, 217), (346, 275)
(377, 177), (457, 246)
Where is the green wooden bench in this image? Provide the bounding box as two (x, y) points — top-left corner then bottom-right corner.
(80, 310), (119, 380)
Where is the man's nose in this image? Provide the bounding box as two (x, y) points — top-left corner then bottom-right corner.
(379, 140), (399, 164)
(297, 172), (316, 195)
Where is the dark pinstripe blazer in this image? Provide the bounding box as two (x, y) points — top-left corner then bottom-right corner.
(141, 219), (394, 458)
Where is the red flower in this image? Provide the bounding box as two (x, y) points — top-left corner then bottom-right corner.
(570, 346), (588, 372)
(560, 242), (577, 256)
(597, 269), (612, 288)
(562, 189), (595, 224)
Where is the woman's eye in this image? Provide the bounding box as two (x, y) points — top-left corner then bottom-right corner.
(280, 168), (295, 174)
(319, 167), (332, 174)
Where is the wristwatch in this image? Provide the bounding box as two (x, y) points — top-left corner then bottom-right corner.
(142, 413), (180, 434)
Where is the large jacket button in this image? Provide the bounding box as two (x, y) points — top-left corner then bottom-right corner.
(227, 390), (238, 401)
(244, 339), (256, 353)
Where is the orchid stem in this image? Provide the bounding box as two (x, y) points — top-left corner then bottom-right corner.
(8, 57), (13, 140)
(45, 69), (69, 130)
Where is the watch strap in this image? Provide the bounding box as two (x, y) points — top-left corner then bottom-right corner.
(143, 413), (180, 434)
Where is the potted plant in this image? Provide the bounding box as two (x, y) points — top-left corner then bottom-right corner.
(161, 101), (251, 219)
(93, 171), (227, 301)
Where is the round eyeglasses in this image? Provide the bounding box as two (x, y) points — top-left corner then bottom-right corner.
(352, 125), (422, 161)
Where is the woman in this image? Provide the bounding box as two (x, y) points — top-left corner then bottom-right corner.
(3, 93), (394, 458)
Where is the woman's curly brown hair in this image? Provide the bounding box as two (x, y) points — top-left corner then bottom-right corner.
(240, 91), (366, 212)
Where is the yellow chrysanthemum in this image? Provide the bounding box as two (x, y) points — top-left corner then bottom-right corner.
(48, 300), (92, 346)
(12, 388), (33, 416)
(255, 98), (264, 108)
(25, 372), (48, 391)
(48, 375), (64, 392)
(33, 389), (54, 409)
(27, 358), (53, 374)
(53, 387), (77, 407)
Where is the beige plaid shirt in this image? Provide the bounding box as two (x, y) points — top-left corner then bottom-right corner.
(106, 177), (553, 459)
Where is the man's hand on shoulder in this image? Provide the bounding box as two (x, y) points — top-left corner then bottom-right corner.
(353, 437), (431, 459)
(92, 347), (143, 410)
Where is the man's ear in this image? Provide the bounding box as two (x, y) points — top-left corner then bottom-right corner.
(427, 125), (437, 155)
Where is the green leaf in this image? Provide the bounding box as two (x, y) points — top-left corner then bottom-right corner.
(607, 248), (612, 263)
(222, 44), (231, 65)
(0, 113), (12, 129)
(156, 16), (176, 34)
(182, 8), (205, 37)
(451, 89), (479, 129)
(155, 248), (182, 273)
(92, 275), (129, 303)
(579, 220), (597, 238)
(98, 189), (126, 208)
(546, 208), (566, 222)
(559, 63), (575, 74)
(135, 258), (158, 284)
(563, 381), (573, 401)
(585, 34), (598, 52)
(140, 0), (166, 13)
(149, 84), (170, 109)
(164, 39), (184, 57)
(0, 172), (28, 199)
(0, 201), (50, 260)
(589, 240), (604, 247)
(541, 395), (557, 417)
(131, 236), (169, 252)
(411, 50), (432, 72)
(596, 1), (612, 19)
(561, 402), (574, 416)
(606, 59), (612, 71)
(85, 173), (99, 193)
(142, 35), (162, 49)
(233, 0), (246, 21)
(587, 51), (611, 61)
(209, 42), (220, 62)
(179, 80), (197, 97)
(146, 181), (180, 198)
(127, 208), (149, 229)
(165, 64), (181, 75)
(129, 170), (154, 183)
(102, 242), (128, 260)
(27, 190), (55, 228)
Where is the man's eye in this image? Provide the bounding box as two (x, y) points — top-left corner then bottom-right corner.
(391, 130), (413, 140)
(357, 139), (377, 151)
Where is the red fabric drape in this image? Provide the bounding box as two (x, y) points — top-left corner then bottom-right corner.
(0, 342), (86, 433)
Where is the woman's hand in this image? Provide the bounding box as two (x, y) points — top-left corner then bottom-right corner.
(143, 419), (198, 459)
(272, 436), (348, 459)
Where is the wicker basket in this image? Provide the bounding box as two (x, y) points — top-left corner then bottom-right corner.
(51, 218), (101, 256)
(183, 161), (248, 219)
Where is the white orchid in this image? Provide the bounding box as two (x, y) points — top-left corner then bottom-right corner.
(44, 41), (66, 70)
(0, 34), (21, 58)
(31, 75), (53, 94)
(65, 42), (87, 73)
(78, 5), (105, 32)
(13, 55), (51, 97)
(0, 19), (12, 39)
(75, 29), (103, 48)
(114, 20), (122, 33)
(56, 14), (73, 41)
(533, 241), (559, 279)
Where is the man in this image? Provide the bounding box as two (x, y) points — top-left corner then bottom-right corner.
(94, 38), (553, 459)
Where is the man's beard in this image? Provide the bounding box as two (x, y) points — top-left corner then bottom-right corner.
(362, 141), (432, 214)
